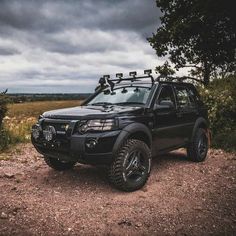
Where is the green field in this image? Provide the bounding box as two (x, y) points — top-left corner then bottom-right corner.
(3, 100), (82, 145)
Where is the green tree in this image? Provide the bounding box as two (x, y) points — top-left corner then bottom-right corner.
(148, 0), (236, 85)
(0, 90), (8, 128)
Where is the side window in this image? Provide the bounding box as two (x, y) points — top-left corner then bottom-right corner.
(157, 85), (175, 105)
(175, 86), (195, 109)
(188, 87), (202, 105)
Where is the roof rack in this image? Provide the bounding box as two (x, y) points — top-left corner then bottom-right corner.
(96, 70), (203, 91)
(97, 69), (155, 91)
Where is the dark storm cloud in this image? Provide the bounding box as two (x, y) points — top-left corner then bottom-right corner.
(0, 0), (162, 93)
(0, 0), (159, 34)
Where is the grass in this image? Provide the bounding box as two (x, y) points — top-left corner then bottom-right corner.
(1, 100), (82, 151)
(7, 100), (82, 118)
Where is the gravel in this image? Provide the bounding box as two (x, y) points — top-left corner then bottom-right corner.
(0, 144), (235, 235)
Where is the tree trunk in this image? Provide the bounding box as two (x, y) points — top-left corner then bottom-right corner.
(203, 60), (210, 86)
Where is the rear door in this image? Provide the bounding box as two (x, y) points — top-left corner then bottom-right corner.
(174, 85), (199, 143)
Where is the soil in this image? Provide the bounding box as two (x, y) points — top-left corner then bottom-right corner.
(0, 144), (235, 236)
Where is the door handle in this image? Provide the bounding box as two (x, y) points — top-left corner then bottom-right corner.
(176, 113), (183, 118)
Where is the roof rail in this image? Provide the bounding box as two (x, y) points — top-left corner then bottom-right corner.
(157, 76), (204, 84)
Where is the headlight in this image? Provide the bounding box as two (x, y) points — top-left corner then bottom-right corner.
(78, 119), (117, 133)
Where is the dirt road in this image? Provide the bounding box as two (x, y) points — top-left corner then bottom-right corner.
(0, 144), (235, 235)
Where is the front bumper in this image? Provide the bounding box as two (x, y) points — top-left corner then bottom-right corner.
(32, 129), (121, 165)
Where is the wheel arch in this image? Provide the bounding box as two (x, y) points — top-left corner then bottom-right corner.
(112, 123), (152, 155)
(191, 117), (209, 142)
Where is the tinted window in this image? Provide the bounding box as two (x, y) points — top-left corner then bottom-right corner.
(157, 86), (175, 105)
(175, 86), (195, 108)
(188, 87), (202, 104)
(88, 87), (151, 105)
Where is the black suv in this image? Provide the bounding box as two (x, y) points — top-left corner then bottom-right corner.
(31, 70), (210, 192)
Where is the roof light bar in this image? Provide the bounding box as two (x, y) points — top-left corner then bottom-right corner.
(116, 73), (123, 78)
(129, 71), (137, 77)
(103, 75), (110, 79)
(144, 69), (152, 75)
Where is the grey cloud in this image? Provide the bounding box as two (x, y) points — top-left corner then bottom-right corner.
(0, 46), (19, 55)
(0, 0), (162, 93)
(0, 0), (159, 34)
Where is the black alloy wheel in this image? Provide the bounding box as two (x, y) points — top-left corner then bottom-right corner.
(187, 128), (209, 162)
(108, 139), (152, 192)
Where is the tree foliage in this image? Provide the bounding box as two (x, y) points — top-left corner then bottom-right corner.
(0, 90), (8, 128)
(149, 0), (236, 85)
(199, 75), (236, 150)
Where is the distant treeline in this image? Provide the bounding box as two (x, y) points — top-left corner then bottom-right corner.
(8, 93), (92, 103)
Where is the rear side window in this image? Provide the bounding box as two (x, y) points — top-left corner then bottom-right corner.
(175, 86), (195, 109)
(188, 87), (203, 105)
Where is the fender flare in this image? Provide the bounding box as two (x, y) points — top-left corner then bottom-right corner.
(112, 123), (152, 155)
(191, 117), (209, 141)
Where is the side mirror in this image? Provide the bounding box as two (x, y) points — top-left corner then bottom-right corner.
(154, 100), (175, 110)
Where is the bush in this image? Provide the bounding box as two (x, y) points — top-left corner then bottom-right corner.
(0, 92), (8, 128)
(199, 75), (236, 151)
(0, 92), (10, 151)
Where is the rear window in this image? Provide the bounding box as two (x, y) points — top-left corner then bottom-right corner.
(175, 86), (195, 109)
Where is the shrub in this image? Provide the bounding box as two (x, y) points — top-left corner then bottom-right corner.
(199, 75), (236, 151)
(0, 92), (10, 151)
(0, 92), (8, 128)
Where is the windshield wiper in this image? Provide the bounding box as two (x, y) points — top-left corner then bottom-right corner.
(90, 102), (114, 106)
(114, 102), (145, 106)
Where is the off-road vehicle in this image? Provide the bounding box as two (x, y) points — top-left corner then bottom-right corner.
(31, 70), (210, 192)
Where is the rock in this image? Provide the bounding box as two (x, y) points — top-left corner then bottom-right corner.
(0, 212), (8, 219)
(135, 222), (142, 228)
(4, 173), (15, 179)
(118, 219), (132, 226)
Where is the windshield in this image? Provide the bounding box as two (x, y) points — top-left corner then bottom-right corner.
(88, 87), (152, 106)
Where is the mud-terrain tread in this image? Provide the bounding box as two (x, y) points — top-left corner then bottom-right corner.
(108, 139), (151, 192)
(187, 128), (208, 162)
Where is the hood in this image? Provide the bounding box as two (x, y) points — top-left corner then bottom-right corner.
(42, 105), (144, 120)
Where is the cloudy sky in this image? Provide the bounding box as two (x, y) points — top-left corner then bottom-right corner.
(0, 0), (163, 93)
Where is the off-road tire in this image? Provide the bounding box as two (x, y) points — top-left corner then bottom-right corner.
(187, 128), (208, 162)
(108, 139), (152, 192)
(44, 156), (76, 171)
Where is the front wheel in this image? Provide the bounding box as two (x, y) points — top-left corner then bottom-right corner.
(108, 139), (152, 192)
(44, 156), (76, 171)
(187, 128), (209, 162)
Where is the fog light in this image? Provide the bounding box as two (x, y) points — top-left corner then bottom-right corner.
(86, 139), (98, 149)
(43, 126), (56, 142)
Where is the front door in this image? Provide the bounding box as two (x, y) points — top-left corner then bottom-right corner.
(153, 85), (182, 152)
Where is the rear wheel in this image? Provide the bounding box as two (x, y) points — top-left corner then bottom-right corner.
(187, 128), (209, 162)
(108, 139), (152, 192)
(44, 156), (76, 171)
